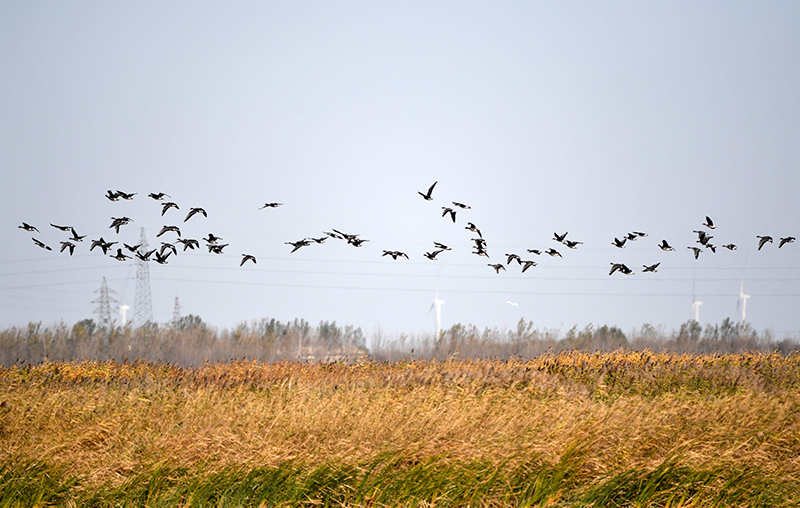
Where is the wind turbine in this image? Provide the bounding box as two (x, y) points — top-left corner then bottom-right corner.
(431, 291), (444, 337)
(692, 300), (703, 323)
(738, 279), (751, 324)
(118, 304), (130, 326)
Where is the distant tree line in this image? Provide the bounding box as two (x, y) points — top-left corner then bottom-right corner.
(0, 316), (797, 366)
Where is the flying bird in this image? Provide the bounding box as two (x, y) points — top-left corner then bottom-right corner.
(545, 248), (562, 258)
(441, 207), (457, 222)
(779, 237), (796, 248)
(309, 237), (327, 244)
(433, 242), (452, 251)
(154, 250), (171, 264)
(90, 238), (116, 254)
(161, 202), (180, 215)
(160, 242), (178, 256)
(722, 244), (737, 251)
(148, 192), (170, 200)
(157, 225), (181, 237)
(50, 223), (72, 232)
(136, 249), (157, 262)
(488, 263), (506, 273)
(564, 240), (582, 249)
(32, 238), (52, 251)
(18, 222), (39, 233)
(688, 246), (701, 259)
(465, 222), (482, 238)
(259, 202), (283, 209)
(123, 243), (142, 253)
(521, 260), (537, 272)
(184, 208), (207, 222)
(757, 236), (773, 250)
(105, 190), (120, 201)
(109, 217), (133, 234)
(452, 201), (470, 209)
(612, 237), (627, 249)
(116, 190), (136, 200)
(643, 262), (660, 273)
(418, 181), (437, 201)
(609, 263), (634, 275)
(659, 240), (675, 252)
(526, 249), (542, 255)
(382, 250), (409, 260)
(285, 239), (311, 253)
(204, 233), (223, 244)
(177, 238), (200, 251)
(240, 254), (256, 266)
(69, 228), (85, 242)
(703, 216), (716, 229)
(110, 248), (131, 261)
(424, 250), (443, 260)
(208, 244), (229, 254)
(505, 253), (522, 265)
(59, 241), (75, 255)
(553, 232), (568, 243)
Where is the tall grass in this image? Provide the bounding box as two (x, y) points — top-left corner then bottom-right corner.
(1, 353), (799, 506)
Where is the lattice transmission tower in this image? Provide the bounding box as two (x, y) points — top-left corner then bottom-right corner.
(92, 277), (118, 328)
(133, 227), (154, 326)
(171, 295), (182, 326)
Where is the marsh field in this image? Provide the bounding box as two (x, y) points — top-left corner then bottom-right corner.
(2, 351), (800, 507)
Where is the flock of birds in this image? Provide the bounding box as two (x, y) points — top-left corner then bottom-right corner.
(16, 183), (797, 276)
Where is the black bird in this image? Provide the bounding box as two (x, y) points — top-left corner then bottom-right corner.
(564, 240), (582, 249)
(472, 238), (487, 248)
(109, 217), (133, 234)
(123, 243), (142, 253)
(526, 249), (542, 255)
(466, 222), (482, 238)
(204, 233), (222, 244)
(208, 243), (229, 254)
(545, 248), (562, 258)
(136, 249), (157, 261)
(722, 244), (737, 250)
(184, 208), (207, 222)
(69, 228), (85, 242)
(154, 250), (171, 264)
(505, 253), (522, 265)
(703, 216), (716, 229)
(161, 202), (180, 215)
(32, 238), (52, 251)
(418, 181), (437, 201)
(160, 242), (178, 256)
(693, 230), (713, 246)
(659, 240), (675, 252)
(521, 260), (537, 272)
(631, 231), (648, 238)
(609, 263), (633, 275)
(757, 236), (773, 250)
(688, 246), (701, 259)
(332, 229), (360, 243)
(50, 223), (72, 232)
(105, 190), (120, 201)
(625, 232), (639, 242)
(60, 241), (75, 255)
(90, 238), (116, 254)
(612, 237), (627, 249)
(424, 250), (443, 260)
(241, 254), (256, 266)
(349, 238), (368, 247)
(472, 246), (489, 258)
(110, 248), (130, 261)
(434, 242), (452, 251)
(177, 238), (199, 251)
(148, 192), (170, 200)
(452, 201), (471, 209)
(488, 263), (506, 274)
(643, 262), (660, 273)
(259, 202), (283, 209)
(19, 222), (39, 233)
(441, 207), (457, 222)
(779, 237), (796, 248)
(553, 232), (568, 243)
(157, 225), (181, 238)
(285, 239), (311, 253)
(116, 190), (136, 200)
(382, 250), (409, 260)
(323, 231), (344, 240)
(309, 237), (327, 244)
(706, 244), (717, 253)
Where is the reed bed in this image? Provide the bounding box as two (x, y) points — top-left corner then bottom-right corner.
(1, 351), (799, 506)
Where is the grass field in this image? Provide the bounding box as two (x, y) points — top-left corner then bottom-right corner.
(2, 351), (799, 506)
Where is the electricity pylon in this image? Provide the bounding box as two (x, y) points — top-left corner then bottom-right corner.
(133, 227), (154, 326)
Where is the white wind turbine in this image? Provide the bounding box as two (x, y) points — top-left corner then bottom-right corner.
(431, 291), (444, 337)
(692, 300), (703, 323)
(738, 279), (751, 324)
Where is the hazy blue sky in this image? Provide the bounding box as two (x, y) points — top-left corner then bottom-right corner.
(2, 2), (799, 338)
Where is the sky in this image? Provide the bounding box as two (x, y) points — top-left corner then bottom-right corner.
(2, 1), (799, 339)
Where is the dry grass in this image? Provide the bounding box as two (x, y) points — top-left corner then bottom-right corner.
(1, 351), (799, 504)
